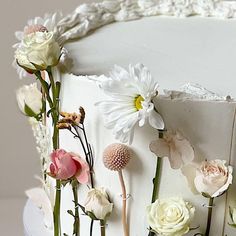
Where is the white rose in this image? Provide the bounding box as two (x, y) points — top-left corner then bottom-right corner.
(16, 83), (43, 117)
(147, 197), (195, 236)
(15, 31), (61, 71)
(84, 188), (113, 220)
(194, 159), (233, 198)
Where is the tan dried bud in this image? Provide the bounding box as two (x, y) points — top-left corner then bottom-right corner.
(56, 122), (71, 130)
(79, 107), (86, 124)
(59, 111), (81, 126)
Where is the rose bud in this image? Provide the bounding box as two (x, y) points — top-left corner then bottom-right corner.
(49, 149), (90, 184)
(84, 188), (113, 221)
(16, 83), (43, 118)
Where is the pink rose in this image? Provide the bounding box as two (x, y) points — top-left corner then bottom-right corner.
(49, 149), (90, 184)
(194, 159), (233, 198)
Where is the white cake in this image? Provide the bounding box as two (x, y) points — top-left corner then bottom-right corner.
(20, 1), (236, 236)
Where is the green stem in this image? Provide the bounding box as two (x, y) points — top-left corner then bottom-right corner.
(100, 220), (106, 236)
(151, 157), (162, 203)
(205, 198), (214, 236)
(53, 180), (61, 236)
(149, 156), (162, 236)
(72, 182), (80, 236)
(35, 72), (53, 108)
(37, 69), (61, 236)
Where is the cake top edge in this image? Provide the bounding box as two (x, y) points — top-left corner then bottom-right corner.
(61, 72), (234, 103)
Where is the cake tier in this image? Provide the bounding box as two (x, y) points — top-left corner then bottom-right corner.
(55, 73), (236, 236)
(25, 8), (236, 236)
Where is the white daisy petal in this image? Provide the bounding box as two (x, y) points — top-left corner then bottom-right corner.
(148, 110), (165, 130)
(97, 64), (164, 143)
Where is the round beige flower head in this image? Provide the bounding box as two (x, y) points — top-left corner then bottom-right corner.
(103, 143), (131, 171)
(103, 143), (131, 236)
(24, 25), (48, 35)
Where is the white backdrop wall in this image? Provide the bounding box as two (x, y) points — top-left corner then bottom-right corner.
(0, 0), (98, 198)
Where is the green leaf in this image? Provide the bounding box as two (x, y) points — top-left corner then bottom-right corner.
(228, 223), (236, 228)
(201, 192), (211, 198)
(86, 211), (98, 221)
(78, 204), (86, 214)
(61, 179), (70, 187)
(16, 60), (36, 73)
(30, 62), (46, 71)
(24, 104), (37, 118)
(67, 210), (74, 217)
(41, 99), (46, 113)
(229, 206), (234, 221)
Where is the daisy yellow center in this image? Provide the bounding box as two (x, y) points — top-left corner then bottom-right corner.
(134, 95), (144, 110)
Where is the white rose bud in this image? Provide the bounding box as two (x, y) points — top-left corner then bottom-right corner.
(84, 188), (113, 221)
(147, 197), (195, 236)
(15, 31), (61, 72)
(194, 159), (233, 198)
(16, 83), (43, 117)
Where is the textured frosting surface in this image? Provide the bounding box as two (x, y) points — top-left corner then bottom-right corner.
(56, 74), (236, 236)
(55, 0), (236, 45)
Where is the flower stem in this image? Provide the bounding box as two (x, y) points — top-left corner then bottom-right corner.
(205, 198), (214, 236)
(37, 69), (61, 236)
(100, 220), (106, 236)
(54, 180), (61, 236)
(151, 157), (162, 203)
(72, 182), (80, 236)
(148, 156), (162, 236)
(90, 220), (94, 236)
(118, 170), (129, 236)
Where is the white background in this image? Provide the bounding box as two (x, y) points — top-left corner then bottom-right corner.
(0, 0), (97, 235)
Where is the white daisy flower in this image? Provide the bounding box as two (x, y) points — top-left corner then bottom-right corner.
(96, 64), (165, 144)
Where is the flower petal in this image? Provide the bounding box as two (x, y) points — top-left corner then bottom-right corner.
(149, 139), (170, 157)
(148, 110), (165, 130)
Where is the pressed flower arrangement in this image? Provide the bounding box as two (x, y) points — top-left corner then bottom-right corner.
(13, 5), (236, 236)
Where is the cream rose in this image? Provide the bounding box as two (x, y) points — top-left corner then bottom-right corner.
(15, 31), (61, 71)
(194, 159), (233, 198)
(84, 188), (113, 220)
(146, 197), (195, 236)
(16, 83), (43, 117)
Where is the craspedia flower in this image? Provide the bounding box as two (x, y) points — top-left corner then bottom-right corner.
(103, 143), (131, 171)
(103, 143), (131, 236)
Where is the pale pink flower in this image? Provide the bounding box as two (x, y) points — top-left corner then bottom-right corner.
(150, 131), (194, 169)
(49, 149), (90, 184)
(194, 159), (233, 198)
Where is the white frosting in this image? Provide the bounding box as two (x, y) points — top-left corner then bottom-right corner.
(163, 83), (233, 101)
(56, 0), (236, 44)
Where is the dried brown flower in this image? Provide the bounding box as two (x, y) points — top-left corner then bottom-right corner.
(56, 122), (71, 130)
(79, 107), (85, 124)
(59, 112), (81, 125)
